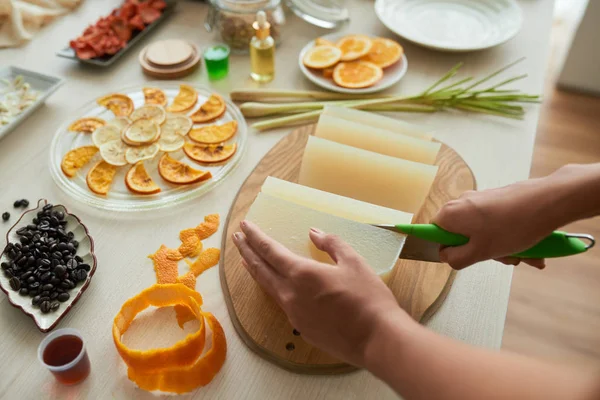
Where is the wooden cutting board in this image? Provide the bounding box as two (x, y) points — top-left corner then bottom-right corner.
(219, 125), (476, 374)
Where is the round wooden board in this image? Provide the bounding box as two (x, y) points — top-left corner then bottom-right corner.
(220, 125), (476, 374)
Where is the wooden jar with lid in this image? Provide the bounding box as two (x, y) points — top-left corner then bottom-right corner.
(139, 39), (200, 79)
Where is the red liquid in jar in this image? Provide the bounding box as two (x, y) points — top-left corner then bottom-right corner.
(42, 335), (90, 385)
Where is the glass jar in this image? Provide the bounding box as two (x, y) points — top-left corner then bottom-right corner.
(205, 0), (285, 54)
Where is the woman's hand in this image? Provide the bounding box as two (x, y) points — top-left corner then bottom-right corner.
(232, 220), (415, 367)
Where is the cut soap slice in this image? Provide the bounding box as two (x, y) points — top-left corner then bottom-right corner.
(246, 193), (405, 280)
(315, 113), (440, 165)
(299, 136), (438, 214)
(322, 106), (432, 141)
(261, 177), (412, 225)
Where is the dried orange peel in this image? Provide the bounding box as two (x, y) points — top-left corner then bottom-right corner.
(149, 245), (179, 284)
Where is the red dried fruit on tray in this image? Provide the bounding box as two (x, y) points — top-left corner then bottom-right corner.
(129, 15), (145, 31)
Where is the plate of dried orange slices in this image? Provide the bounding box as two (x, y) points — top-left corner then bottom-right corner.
(299, 33), (407, 94)
(49, 83), (246, 212)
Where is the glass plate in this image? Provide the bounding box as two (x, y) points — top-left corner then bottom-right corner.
(49, 82), (247, 212)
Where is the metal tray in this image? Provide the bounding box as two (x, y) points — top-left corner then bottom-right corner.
(56, 0), (177, 67)
(0, 66), (64, 142)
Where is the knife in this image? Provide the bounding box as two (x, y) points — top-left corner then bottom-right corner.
(373, 223), (596, 263)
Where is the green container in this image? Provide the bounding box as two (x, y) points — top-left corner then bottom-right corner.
(203, 45), (230, 80)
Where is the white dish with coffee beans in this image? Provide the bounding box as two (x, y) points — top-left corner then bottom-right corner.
(0, 199), (96, 332)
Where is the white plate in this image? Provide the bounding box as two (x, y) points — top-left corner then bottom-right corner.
(49, 82), (246, 212)
(298, 33), (408, 94)
(0, 199), (96, 333)
(374, 0), (523, 52)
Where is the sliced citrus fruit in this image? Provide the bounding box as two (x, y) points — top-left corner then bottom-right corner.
(108, 116), (131, 132)
(97, 93), (134, 117)
(162, 114), (193, 136)
(143, 87), (168, 106)
(99, 140), (129, 166)
(188, 121), (237, 144)
(362, 37), (403, 69)
(68, 117), (106, 133)
(125, 162), (161, 194)
(333, 61), (383, 89)
(92, 125), (121, 148)
(166, 84), (198, 113)
(130, 104), (167, 125)
(336, 35), (373, 61)
(322, 67), (334, 78)
(124, 118), (160, 145)
(86, 161), (118, 195)
(303, 45), (342, 69)
(183, 143), (237, 164)
(158, 132), (185, 152)
(189, 94), (226, 123)
(315, 37), (335, 47)
(60, 146), (98, 178)
(158, 153), (212, 185)
(125, 143), (160, 164)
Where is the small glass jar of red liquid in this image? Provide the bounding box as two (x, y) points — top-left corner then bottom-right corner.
(37, 328), (91, 385)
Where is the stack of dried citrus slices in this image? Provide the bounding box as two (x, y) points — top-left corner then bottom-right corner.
(56, 84), (242, 203)
(302, 35), (403, 89)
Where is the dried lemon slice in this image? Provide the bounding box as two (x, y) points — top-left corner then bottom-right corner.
(143, 87), (168, 106)
(189, 94), (226, 123)
(92, 125), (121, 148)
(86, 161), (118, 195)
(107, 116), (131, 132)
(68, 117), (106, 133)
(166, 84), (198, 113)
(130, 104), (167, 125)
(162, 114), (193, 136)
(60, 146), (98, 177)
(183, 143), (237, 164)
(315, 37), (335, 47)
(125, 162), (161, 195)
(336, 35), (373, 61)
(333, 61), (383, 89)
(362, 38), (403, 69)
(158, 132), (185, 152)
(97, 93), (134, 117)
(99, 140), (129, 166)
(124, 118), (160, 145)
(125, 143), (160, 164)
(188, 121), (237, 144)
(303, 45), (342, 69)
(158, 153), (212, 184)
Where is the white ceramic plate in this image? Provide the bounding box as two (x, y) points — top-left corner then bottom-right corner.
(49, 82), (246, 212)
(298, 33), (408, 94)
(0, 199), (96, 333)
(374, 0), (523, 52)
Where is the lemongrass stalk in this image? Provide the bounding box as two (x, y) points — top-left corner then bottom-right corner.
(252, 110), (322, 130)
(240, 100), (358, 117)
(230, 89), (390, 102)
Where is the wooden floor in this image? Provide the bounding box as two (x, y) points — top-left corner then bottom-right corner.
(502, 11), (600, 368)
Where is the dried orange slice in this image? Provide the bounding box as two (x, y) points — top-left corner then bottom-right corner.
(183, 143), (237, 164)
(336, 35), (373, 61)
(188, 121), (237, 144)
(158, 153), (212, 185)
(60, 146), (98, 178)
(333, 61), (383, 89)
(92, 125), (121, 148)
(143, 87), (168, 106)
(158, 131), (185, 152)
(125, 143), (160, 164)
(189, 94), (226, 123)
(99, 140), (129, 166)
(125, 162), (161, 195)
(322, 67), (334, 78)
(86, 161), (118, 195)
(315, 37), (335, 46)
(166, 84), (198, 113)
(162, 114), (193, 136)
(97, 93), (134, 117)
(68, 117), (106, 133)
(130, 104), (167, 125)
(124, 119), (160, 145)
(303, 45), (342, 69)
(362, 38), (403, 69)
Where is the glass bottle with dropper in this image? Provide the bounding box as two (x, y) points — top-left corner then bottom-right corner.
(249, 10), (275, 83)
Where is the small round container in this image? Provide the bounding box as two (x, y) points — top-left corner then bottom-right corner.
(205, 0), (285, 54)
(38, 328), (91, 385)
(204, 44), (231, 80)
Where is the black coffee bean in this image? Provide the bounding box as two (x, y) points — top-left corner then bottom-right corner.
(19, 287), (28, 295)
(50, 216), (59, 226)
(61, 250), (70, 257)
(61, 280), (73, 289)
(21, 245), (30, 253)
(50, 292), (58, 300)
(73, 269), (87, 282)
(17, 256), (27, 266)
(67, 243), (75, 253)
(2, 212), (9, 221)
(8, 250), (16, 259)
(32, 218), (38, 224)
(38, 265), (50, 272)
(40, 272), (52, 282)
(67, 259), (78, 269)
(40, 301), (51, 313)
(51, 277), (60, 285)
(9, 277), (20, 291)
(3, 269), (14, 278)
(1, 262), (9, 270)
(57, 243), (67, 251)
(20, 199), (29, 208)
(27, 276), (36, 284)
(57, 292), (70, 302)
(16, 227), (27, 235)
(40, 291), (49, 297)
(43, 204), (53, 212)
(67, 232), (74, 239)
(50, 301), (60, 311)
(32, 295), (41, 306)
(20, 236), (29, 245)
(51, 259), (59, 267)
(51, 251), (62, 259)
(21, 270), (32, 280)
(54, 265), (66, 276)
(29, 289), (38, 296)
(78, 263), (91, 272)
(29, 282), (40, 290)
(27, 256), (36, 266)
(42, 283), (53, 291)
(75, 255), (83, 263)
(13, 200), (22, 208)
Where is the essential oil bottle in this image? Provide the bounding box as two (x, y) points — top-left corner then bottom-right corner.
(249, 11), (275, 83)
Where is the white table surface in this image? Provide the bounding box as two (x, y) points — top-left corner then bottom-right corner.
(0, 0), (554, 398)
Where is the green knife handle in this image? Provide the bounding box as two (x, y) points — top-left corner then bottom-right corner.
(394, 224), (468, 246)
